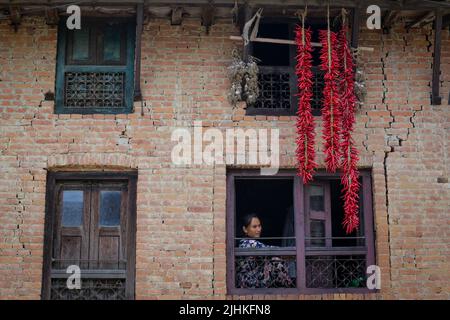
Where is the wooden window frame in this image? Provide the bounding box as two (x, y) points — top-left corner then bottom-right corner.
(245, 18), (298, 116)
(55, 17), (136, 114)
(41, 171), (138, 300)
(226, 169), (376, 295)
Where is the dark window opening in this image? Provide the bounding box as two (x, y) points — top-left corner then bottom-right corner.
(227, 170), (375, 294)
(253, 22), (290, 66)
(306, 22), (327, 116)
(306, 22), (326, 67)
(234, 178), (296, 289)
(235, 179), (295, 247)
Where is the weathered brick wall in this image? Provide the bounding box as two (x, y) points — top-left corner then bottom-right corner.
(0, 16), (448, 300)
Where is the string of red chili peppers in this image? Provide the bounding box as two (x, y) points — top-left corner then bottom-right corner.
(320, 5), (341, 174)
(295, 5), (360, 233)
(338, 10), (360, 234)
(295, 7), (317, 184)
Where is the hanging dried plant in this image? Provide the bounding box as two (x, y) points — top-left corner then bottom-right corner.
(227, 49), (259, 106)
(243, 56), (259, 105)
(227, 50), (246, 106)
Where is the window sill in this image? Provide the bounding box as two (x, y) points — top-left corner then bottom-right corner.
(228, 287), (379, 296)
(54, 107), (134, 115)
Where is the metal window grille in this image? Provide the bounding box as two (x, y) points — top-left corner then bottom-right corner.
(305, 255), (366, 288)
(254, 68), (324, 114)
(254, 71), (291, 109)
(50, 278), (126, 300)
(64, 72), (125, 108)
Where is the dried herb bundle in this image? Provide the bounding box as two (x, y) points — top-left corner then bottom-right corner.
(227, 50), (259, 106)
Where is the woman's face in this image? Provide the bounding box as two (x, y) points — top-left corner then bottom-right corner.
(243, 217), (262, 238)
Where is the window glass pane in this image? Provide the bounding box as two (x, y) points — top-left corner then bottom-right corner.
(100, 190), (121, 226)
(310, 185), (324, 211)
(310, 219), (325, 247)
(61, 190), (83, 227)
(103, 26), (122, 62)
(72, 28), (90, 61)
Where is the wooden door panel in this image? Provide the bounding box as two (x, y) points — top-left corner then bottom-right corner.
(305, 182), (332, 248)
(60, 236), (82, 268)
(90, 184), (127, 270)
(98, 236), (120, 269)
(54, 185), (90, 269)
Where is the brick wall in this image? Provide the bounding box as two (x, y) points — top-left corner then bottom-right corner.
(0, 16), (448, 299)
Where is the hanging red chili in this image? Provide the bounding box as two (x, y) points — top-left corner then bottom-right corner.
(338, 22), (360, 234)
(319, 28), (341, 173)
(295, 25), (317, 184)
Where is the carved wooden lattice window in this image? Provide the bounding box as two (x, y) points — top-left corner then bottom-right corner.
(42, 172), (137, 300)
(55, 18), (135, 114)
(226, 170), (375, 295)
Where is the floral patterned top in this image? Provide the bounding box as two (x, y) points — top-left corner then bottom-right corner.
(236, 238), (294, 289)
(238, 239), (272, 249)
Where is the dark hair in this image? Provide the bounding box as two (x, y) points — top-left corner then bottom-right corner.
(242, 213), (260, 228)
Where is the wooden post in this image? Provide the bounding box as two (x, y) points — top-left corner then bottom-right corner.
(442, 14), (450, 29)
(432, 10), (442, 105)
(9, 5), (21, 32)
(134, 3), (143, 101)
(351, 6), (360, 49)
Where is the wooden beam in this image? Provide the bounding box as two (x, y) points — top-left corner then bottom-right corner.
(134, 2), (143, 102)
(230, 35), (374, 51)
(171, 7), (184, 25)
(432, 9), (442, 105)
(1, 0), (450, 10)
(406, 11), (434, 30)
